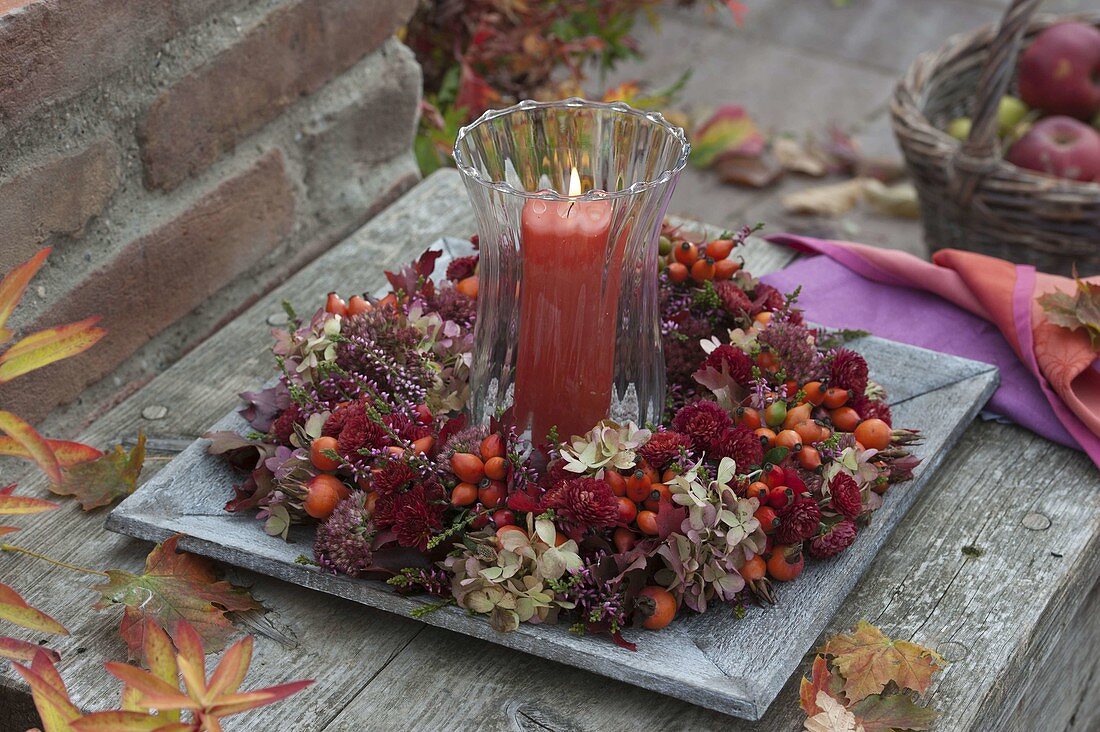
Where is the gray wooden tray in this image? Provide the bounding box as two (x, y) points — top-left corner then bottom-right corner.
(107, 336), (997, 721)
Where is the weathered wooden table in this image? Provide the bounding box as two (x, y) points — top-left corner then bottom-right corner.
(2, 169), (1098, 731)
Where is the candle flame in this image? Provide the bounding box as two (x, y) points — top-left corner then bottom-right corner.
(568, 167), (582, 197)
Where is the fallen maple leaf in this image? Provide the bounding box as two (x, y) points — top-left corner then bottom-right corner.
(774, 137), (829, 177)
(50, 433), (146, 510)
(800, 655), (847, 716)
(848, 690), (938, 732)
(804, 691), (864, 732)
(822, 621), (944, 702)
(92, 535), (262, 660)
(0, 581), (68, 636)
(1038, 273), (1100, 349)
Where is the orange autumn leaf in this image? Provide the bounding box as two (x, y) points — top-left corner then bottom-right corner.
(0, 483), (59, 536)
(0, 410), (61, 485)
(0, 437), (103, 468)
(800, 654), (846, 716)
(0, 483), (60, 515)
(0, 635), (61, 664)
(0, 247), (51, 345)
(50, 434), (145, 510)
(92, 535), (262, 660)
(81, 620), (312, 730)
(0, 316), (107, 384)
(0, 581), (69, 635)
(821, 621), (944, 703)
(11, 650), (83, 732)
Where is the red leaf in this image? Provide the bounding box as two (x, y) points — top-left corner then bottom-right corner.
(0, 483), (60, 515)
(0, 410), (61, 485)
(0, 247), (50, 344)
(0, 437), (103, 468)
(0, 635), (61, 663)
(454, 59), (500, 118)
(91, 535), (262, 660)
(654, 500), (687, 540)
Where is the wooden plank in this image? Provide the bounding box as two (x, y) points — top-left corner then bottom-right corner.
(3, 168), (1097, 731)
(107, 288), (997, 719)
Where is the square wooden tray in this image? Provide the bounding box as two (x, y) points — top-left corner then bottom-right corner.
(107, 330), (995, 720)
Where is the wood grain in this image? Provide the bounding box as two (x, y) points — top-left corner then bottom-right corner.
(1, 169), (1094, 731)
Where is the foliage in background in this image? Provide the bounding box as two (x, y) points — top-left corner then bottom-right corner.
(405, 0), (743, 174)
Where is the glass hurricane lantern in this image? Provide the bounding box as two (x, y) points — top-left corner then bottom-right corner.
(453, 98), (689, 441)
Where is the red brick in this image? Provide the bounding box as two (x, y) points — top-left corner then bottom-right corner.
(0, 139), (120, 274)
(0, 150), (295, 421)
(138, 0), (417, 192)
(0, 1), (220, 127)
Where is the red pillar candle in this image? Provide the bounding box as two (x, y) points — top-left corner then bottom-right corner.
(514, 173), (621, 441)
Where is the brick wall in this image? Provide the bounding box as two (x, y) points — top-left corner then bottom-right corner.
(0, 0), (422, 423)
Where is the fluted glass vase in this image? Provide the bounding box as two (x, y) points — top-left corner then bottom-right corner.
(453, 98), (689, 441)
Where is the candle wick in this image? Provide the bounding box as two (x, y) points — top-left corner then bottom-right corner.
(566, 201), (576, 216)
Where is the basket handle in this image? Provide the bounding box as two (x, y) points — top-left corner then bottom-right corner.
(950, 0), (1042, 204)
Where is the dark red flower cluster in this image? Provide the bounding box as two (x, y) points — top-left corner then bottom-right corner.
(542, 478), (619, 538)
(777, 497), (822, 545)
(662, 315), (714, 394)
(335, 404), (387, 461)
(374, 483), (445, 552)
(269, 403), (303, 446)
(715, 425), (763, 467)
(701, 344), (755, 386)
(672, 400), (732, 454)
(373, 458), (417, 495)
(828, 348), (869, 395)
(752, 283), (785, 314)
(828, 473), (862, 520)
(446, 255), (479, 282)
(810, 519), (858, 558)
(392, 491), (445, 551)
(638, 430), (693, 471)
(850, 394), (892, 426)
(714, 280), (752, 318)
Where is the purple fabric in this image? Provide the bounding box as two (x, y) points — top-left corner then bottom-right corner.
(760, 255), (1077, 449)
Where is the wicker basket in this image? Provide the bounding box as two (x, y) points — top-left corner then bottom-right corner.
(892, 0), (1100, 276)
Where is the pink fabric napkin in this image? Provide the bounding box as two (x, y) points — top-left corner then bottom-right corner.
(763, 234), (1100, 467)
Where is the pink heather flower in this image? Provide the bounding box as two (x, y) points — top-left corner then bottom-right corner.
(809, 519), (858, 558)
(672, 400), (733, 454)
(828, 348), (869, 395)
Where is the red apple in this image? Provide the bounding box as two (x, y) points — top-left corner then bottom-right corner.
(1006, 115), (1100, 182)
(1018, 22), (1100, 119)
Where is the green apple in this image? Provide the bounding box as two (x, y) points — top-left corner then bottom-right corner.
(997, 96), (1030, 136)
(946, 117), (972, 141)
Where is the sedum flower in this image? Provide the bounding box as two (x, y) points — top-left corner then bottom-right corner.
(559, 420), (651, 474)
